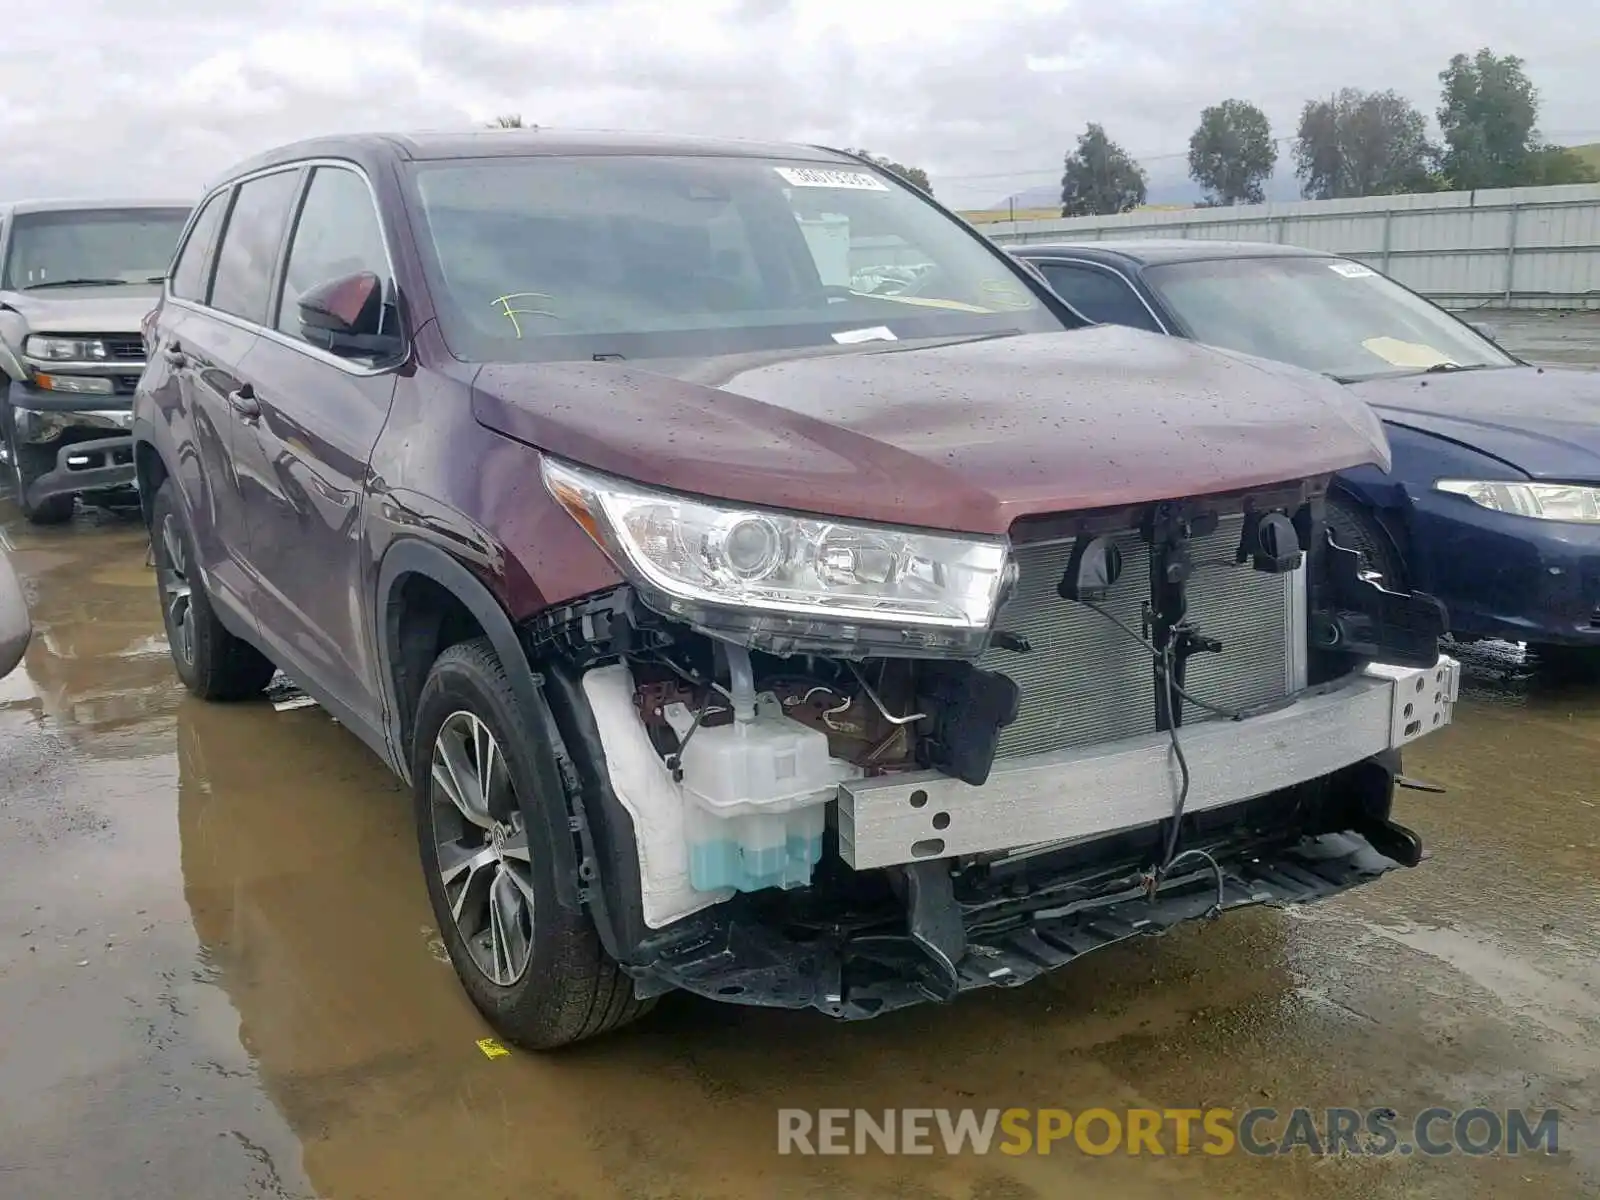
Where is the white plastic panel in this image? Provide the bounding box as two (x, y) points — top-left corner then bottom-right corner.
(581, 664), (734, 928)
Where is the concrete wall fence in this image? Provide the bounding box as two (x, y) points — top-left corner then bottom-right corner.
(983, 182), (1600, 311)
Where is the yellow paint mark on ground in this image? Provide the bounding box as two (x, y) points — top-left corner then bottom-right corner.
(476, 1037), (511, 1060)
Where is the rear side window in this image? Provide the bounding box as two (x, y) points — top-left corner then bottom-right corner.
(1037, 262), (1161, 333)
(275, 166), (392, 344)
(170, 191), (228, 301)
(209, 170), (300, 324)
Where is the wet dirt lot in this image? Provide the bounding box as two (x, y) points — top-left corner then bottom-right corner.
(2, 313), (1598, 1199)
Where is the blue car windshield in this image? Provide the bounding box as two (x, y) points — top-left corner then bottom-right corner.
(1143, 255), (1516, 382)
(405, 154), (1061, 363)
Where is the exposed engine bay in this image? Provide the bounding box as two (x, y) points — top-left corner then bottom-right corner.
(524, 480), (1455, 1016)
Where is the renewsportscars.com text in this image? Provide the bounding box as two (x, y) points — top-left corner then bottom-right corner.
(777, 1107), (1561, 1157)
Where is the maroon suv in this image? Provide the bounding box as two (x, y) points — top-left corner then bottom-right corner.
(134, 130), (1458, 1049)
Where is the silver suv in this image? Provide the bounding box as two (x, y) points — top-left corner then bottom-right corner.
(0, 199), (191, 523)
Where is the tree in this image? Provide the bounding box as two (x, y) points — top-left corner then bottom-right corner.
(1522, 145), (1600, 186)
(1187, 100), (1277, 206)
(487, 113), (535, 129)
(1293, 89), (1438, 200)
(1436, 49), (1541, 189)
(1060, 123), (1147, 217)
(846, 149), (933, 194)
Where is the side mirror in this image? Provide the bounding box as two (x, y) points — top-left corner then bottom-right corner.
(1469, 320), (1500, 345)
(0, 547), (31, 681)
(297, 272), (401, 359)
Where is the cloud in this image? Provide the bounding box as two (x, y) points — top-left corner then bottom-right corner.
(0, 0), (1594, 209)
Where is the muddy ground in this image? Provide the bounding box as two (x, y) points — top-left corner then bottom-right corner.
(1, 312), (1597, 1199)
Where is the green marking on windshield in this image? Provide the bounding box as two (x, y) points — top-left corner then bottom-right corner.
(491, 292), (559, 339)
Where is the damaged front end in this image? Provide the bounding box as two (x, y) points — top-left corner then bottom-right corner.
(526, 460), (1457, 1018)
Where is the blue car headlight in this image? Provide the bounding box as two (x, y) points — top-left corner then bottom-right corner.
(1435, 479), (1600, 523)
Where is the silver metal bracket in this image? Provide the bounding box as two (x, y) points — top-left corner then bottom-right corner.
(903, 860), (965, 999)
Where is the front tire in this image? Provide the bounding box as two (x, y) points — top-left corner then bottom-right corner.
(150, 479), (276, 700)
(413, 638), (652, 1049)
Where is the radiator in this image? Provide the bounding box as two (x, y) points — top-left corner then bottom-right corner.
(979, 515), (1307, 759)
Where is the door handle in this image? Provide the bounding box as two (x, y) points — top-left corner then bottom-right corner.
(226, 384), (260, 419)
(161, 344), (187, 367)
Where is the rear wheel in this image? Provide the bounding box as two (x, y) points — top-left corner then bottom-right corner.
(1325, 493), (1405, 588)
(150, 479), (276, 700)
(413, 638), (653, 1049)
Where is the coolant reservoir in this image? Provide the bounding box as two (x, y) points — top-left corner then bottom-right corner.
(664, 696), (857, 893)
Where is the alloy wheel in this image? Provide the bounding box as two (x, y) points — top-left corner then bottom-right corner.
(430, 710), (536, 986)
(158, 513), (195, 666)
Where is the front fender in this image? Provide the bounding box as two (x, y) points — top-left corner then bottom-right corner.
(132, 413), (185, 528)
(1337, 423), (1531, 596)
(0, 320), (28, 388)
(374, 538), (591, 919)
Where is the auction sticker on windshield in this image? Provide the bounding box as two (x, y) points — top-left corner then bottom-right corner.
(832, 325), (898, 344)
(1328, 261), (1377, 279)
(776, 167), (890, 190)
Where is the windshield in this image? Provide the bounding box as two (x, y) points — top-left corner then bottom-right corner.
(2, 207), (191, 291)
(406, 155), (1061, 363)
(1142, 255), (1516, 381)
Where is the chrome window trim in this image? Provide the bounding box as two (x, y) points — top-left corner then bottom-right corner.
(164, 157), (406, 381)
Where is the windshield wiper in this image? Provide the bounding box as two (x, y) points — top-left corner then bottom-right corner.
(1421, 361), (1493, 374)
(1330, 362), (1500, 384)
(21, 277), (130, 290)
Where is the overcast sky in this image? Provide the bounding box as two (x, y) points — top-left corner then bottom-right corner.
(1, 0), (1594, 210)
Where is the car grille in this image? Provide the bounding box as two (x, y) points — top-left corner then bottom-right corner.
(103, 334), (145, 362)
(979, 515), (1305, 759)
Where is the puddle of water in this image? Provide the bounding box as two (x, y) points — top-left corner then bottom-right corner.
(1355, 918), (1600, 1046)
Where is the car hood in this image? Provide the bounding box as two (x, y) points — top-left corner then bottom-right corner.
(471, 326), (1391, 535)
(0, 284), (161, 334)
(1347, 365), (1600, 482)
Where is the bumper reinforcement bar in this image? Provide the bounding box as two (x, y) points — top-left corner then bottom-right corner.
(838, 657), (1459, 870)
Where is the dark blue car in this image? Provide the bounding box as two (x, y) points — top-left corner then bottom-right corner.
(1011, 239), (1600, 669)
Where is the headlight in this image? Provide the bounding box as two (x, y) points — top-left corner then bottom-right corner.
(542, 459), (1011, 655)
(24, 335), (108, 362)
(1435, 479), (1600, 523)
